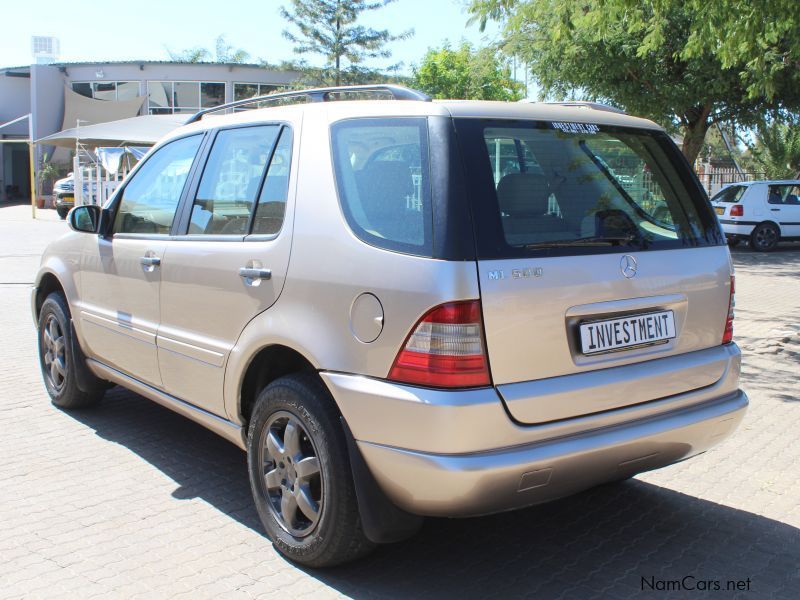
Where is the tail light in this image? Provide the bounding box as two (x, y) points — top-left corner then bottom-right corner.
(388, 300), (491, 388)
(722, 275), (735, 344)
(729, 204), (743, 217)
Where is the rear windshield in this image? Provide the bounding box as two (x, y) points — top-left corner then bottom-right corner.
(455, 119), (722, 258)
(711, 185), (746, 203)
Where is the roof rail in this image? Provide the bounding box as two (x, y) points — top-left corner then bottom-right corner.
(185, 84), (432, 124)
(545, 101), (627, 115)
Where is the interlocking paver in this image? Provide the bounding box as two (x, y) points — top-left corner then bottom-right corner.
(1, 203), (798, 598)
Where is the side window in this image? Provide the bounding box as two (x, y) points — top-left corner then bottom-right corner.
(252, 128), (292, 235)
(331, 118), (433, 255)
(188, 125), (281, 235)
(767, 185), (800, 205)
(114, 135), (202, 234)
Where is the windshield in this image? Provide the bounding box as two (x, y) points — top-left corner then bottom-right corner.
(455, 119), (722, 257)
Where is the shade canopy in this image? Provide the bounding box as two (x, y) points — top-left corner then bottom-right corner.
(36, 114), (186, 148)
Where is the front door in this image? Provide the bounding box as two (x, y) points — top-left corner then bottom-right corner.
(157, 124), (295, 416)
(767, 183), (800, 237)
(77, 134), (204, 387)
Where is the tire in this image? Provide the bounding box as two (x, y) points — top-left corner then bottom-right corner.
(247, 373), (374, 567)
(726, 238), (741, 248)
(56, 207), (69, 220)
(37, 293), (105, 409)
(750, 222), (780, 252)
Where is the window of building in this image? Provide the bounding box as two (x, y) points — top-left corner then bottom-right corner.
(72, 81), (140, 101)
(147, 81), (226, 115)
(232, 83), (290, 110)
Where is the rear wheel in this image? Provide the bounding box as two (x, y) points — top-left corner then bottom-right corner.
(38, 293), (105, 409)
(750, 222), (779, 252)
(246, 373), (374, 567)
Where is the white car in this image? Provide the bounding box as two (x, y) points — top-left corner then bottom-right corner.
(711, 180), (800, 251)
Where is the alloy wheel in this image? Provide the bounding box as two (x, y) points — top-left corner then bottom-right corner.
(43, 314), (66, 392)
(755, 226), (777, 250)
(260, 411), (323, 537)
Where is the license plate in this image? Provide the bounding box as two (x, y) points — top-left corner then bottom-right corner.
(714, 206), (724, 215)
(579, 311), (676, 355)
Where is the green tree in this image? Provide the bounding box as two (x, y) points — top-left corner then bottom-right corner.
(280, 0), (412, 86)
(412, 42), (525, 101)
(469, 0), (800, 164)
(167, 35), (250, 64)
(742, 114), (800, 179)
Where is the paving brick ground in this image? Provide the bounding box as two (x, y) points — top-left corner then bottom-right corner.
(0, 203), (798, 599)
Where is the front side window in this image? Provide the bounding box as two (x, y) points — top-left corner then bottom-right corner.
(456, 120), (721, 257)
(188, 126), (281, 235)
(331, 118), (432, 255)
(767, 184), (800, 205)
(114, 135), (202, 234)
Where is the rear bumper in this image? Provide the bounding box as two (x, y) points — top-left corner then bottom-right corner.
(356, 390), (746, 516)
(719, 220), (756, 237)
(322, 344), (746, 517)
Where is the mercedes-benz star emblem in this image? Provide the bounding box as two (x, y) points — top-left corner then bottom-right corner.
(620, 254), (638, 279)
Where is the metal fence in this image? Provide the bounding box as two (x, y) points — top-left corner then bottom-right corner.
(693, 163), (766, 197)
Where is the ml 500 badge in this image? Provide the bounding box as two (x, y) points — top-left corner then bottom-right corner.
(488, 268), (543, 281)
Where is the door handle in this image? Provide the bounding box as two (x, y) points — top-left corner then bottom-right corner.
(140, 256), (161, 267)
(239, 267), (272, 280)
(770, 208), (781, 211)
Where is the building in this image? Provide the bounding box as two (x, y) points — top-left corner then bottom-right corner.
(0, 60), (299, 202)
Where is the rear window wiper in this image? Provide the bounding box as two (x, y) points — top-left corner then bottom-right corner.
(522, 235), (642, 249)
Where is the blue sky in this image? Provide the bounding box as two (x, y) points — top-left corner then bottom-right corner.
(1, 0), (502, 73)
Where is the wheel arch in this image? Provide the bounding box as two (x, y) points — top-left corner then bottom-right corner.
(34, 271), (68, 322)
(237, 344), (319, 426)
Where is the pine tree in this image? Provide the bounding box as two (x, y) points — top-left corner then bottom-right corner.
(281, 0), (412, 86)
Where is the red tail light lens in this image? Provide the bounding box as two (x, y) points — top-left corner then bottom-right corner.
(388, 300), (491, 388)
(722, 275), (735, 344)
(729, 204), (743, 217)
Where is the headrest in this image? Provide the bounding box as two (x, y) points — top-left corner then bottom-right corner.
(496, 173), (550, 216)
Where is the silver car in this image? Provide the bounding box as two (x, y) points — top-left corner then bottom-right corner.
(32, 85), (747, 567)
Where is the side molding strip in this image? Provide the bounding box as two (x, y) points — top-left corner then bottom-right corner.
(86, 359), (246, 450)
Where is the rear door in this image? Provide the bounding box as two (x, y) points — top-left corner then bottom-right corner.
(156, 123), (295, 417)
(455, 119), (731, 423)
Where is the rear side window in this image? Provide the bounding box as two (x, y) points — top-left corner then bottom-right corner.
(252, 129), (292, 235)
(711, 185), (746, 203)
(455, 119), (722, 257)
(331, 118), (433, 256)
(189, 125), (281, 235)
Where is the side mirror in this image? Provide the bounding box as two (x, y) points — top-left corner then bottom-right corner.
(68, 205), (101, 234)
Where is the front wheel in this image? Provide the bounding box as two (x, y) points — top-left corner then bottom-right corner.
(750, 222), (779, 252)
(56, 207), (69, 220)
(38, 293), (105, 408)
(247, 374), (374, 567)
